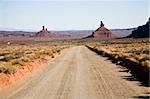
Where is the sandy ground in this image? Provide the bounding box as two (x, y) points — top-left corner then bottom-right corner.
(0, 46), (149, 99)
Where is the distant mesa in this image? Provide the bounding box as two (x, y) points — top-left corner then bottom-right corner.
(85, 21), (116, 39)
(126, 18), (149, 38)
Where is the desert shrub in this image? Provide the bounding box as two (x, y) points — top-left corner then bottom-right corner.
(143, 48), (150, 54)
(51, 54), (54, 58)
(19, 56), (31, 62)
(0, 66), (7, 73)
(10, 59), (25, 66)
(0, 55), (15, 61)
(5, 66), (17, 74)
(142, 60), (150, 67)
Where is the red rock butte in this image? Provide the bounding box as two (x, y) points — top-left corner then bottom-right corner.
(86, 21), (116, 39)
(35, 26), (57, 37)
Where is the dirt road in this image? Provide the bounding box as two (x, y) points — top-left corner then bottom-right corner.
(0, 46), (148, 99)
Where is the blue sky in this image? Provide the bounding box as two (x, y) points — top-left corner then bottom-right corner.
(0, 0), (149, 31)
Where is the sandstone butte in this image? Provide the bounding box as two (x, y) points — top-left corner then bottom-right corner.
(34, 26), (71, 38)
(85, 21), (116, 39)
(35, 26), (57, 37)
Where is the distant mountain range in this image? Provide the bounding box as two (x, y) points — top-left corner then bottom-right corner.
(111, 28), (136, 37)
(0, 28), (135, 38)
(0, 28), (37, 32)
(0, 31), (35, 37)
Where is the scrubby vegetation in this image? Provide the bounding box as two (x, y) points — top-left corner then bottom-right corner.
(87, 42), (150, 67)
(0, 41), (71, 74)
(67, 38), (150, 69)
(85, 39), (150, 84)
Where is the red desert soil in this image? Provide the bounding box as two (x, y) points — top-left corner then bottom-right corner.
(0, 59), (46, 91)
(0, 46), (149, 99)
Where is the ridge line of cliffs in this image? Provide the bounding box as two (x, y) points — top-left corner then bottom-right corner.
(126, 18), (149, 38)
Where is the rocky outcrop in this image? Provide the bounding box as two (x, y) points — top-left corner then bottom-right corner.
(35, 26), (57, 37)
(34, 26), (71, 39)
(127, 19), (149, 38)
(85, 21), (116, 39)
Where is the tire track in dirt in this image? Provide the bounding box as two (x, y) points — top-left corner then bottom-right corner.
(54, 54), (76, 99)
